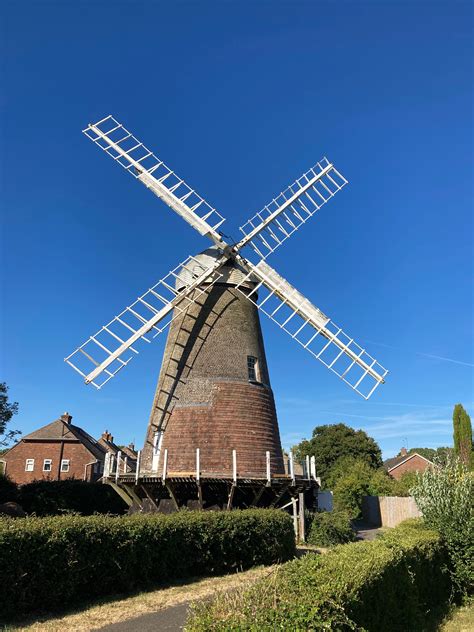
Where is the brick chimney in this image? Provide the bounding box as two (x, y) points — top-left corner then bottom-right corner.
(128, 442), (135, 452)
(101, 430), (113, 442)
(61, 412), (72, 424)
(400, 447), (408, 456)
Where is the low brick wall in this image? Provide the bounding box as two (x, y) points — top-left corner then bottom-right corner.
(362, 495), (421, 528)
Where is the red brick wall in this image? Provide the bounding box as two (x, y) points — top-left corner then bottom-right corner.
(389, 454), (431, 480)
(3, 440), (99, 485)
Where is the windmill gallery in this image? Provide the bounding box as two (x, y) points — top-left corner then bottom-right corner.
(65, 115), (388, 513)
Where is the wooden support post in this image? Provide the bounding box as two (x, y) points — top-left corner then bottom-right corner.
(298, 492), (305, 542)
(266, 450), (271, 485)
(165, 481), (179, 511)
(196, 448), (200, 482)
(197, 482), (203, 509)
(292, 496), (298, 540)
(227, 484), (236, 511)
(306, 455), (310, 480)
(123, 456), (128, 473)
(162, 448), (168, 483)
(270, 482), (291, 508)
(140, 484), (159, 510)
(232, 449), (237, 484)
(104, 452), (111, 478)
(107, 481), (134, 507)
(115, 451), (122, 483)
(135, 450), (141, 484)
(251, 485), (265, 507)
(310, 455), (316, 480)
(289, 451), (295, 486)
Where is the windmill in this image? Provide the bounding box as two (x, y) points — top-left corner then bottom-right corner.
(65, 115), (388, 511)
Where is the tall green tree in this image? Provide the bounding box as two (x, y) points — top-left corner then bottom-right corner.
(0, 382), (20, 447)
(453, 403), (473, 468)
(292, 423), (382, 481)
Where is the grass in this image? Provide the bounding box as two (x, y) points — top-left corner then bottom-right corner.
(2, 566), (275, 631)
(440, 601), (474, 632)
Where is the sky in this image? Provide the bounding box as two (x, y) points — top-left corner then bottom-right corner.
(1, 0), (472, 460)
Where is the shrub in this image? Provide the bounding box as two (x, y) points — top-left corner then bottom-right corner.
(328, 458), (397, 518)
(0, 508), (294, 619)
(18, 479), (127, 515)
(411, 454), (474, 596)
(0, 473), (18, 503)
(307, 510), (356, 547)
(188, 520), (451, 631)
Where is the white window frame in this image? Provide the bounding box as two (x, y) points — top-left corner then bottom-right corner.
(43, 459), (52, 472)
(25, 458), (35, 472)
(60, 459), (70, 472)
(247, 355), (260, 382)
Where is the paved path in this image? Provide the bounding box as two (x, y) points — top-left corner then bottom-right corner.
(99, 602), (190, 632)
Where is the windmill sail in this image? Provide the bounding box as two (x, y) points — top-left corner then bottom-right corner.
(83, 116), (227, 247)
(65, 255), (226, 389)
(237, 158), (347, 259)
(236, 258), (388, 399)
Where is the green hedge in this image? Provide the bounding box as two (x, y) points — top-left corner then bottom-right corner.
(188, 520), (452, 631)
(0, 509), (294, 619)
(17, 479), (127, 515)
(307, 510), (356, 546)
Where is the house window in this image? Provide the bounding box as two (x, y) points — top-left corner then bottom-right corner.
(247, 356), (260, 382)
(43, 459), (52, 472)
(25, 458), (35, 472)
(61, 459), (70, 472)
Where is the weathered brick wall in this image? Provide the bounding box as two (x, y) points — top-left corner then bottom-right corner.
(3, 440), (98, 484)
(142, 277), (285, 476)
(389, 454), (431, 480)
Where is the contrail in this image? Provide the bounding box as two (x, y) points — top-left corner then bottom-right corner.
(364, 340), (474, 368)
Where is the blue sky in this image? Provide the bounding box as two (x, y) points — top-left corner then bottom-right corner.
(1, 1), (472, 459)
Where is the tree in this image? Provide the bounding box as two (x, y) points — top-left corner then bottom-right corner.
(0, 382), (20, 447)
(292, 423), (383, 481)
(453, 404), (473, 468)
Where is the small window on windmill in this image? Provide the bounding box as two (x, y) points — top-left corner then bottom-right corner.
(247, 356), (260, 382)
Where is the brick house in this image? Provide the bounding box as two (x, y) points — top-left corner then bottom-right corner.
(98, 430), (137, 473)
(383, 447), (433, 481)
(0, 412), (107, 484)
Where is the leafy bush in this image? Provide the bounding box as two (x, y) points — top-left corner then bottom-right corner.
(411, 455), (473, 596)
(0, 473), (18, 503)
(327, 457), (399, 518)
(188, 520), (451, 631)
(0, 509), (294, 619)
(307, 510), (356, 546)
(18, 479), (127, 515)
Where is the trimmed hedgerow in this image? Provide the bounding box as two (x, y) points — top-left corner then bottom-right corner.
(18, 479), (127, 515)
(188, 519), (451, 631)
(0, 509), (294, 619)
(307, 510), (356, 547)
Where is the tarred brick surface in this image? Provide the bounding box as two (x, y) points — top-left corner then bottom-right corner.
(142, 277), (285, 476)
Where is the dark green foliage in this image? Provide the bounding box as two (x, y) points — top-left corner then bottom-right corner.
(18, 479), (127, 516)
(402, 446), (452, 464)
(328, 457), (397, 518)
(188, 520), (451, 631)
(0, 382), (20, 447)
(0, 509), (295, 619)
(293, 423), (382, 480)
(0, 474), (18, 503)
(307, 510), (356, 547)
(453, 404), (473, 468)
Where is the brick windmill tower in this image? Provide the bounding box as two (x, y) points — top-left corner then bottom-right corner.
(66, 116), (388, 510)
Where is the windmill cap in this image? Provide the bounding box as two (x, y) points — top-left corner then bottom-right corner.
(175, 247), (257, 291)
